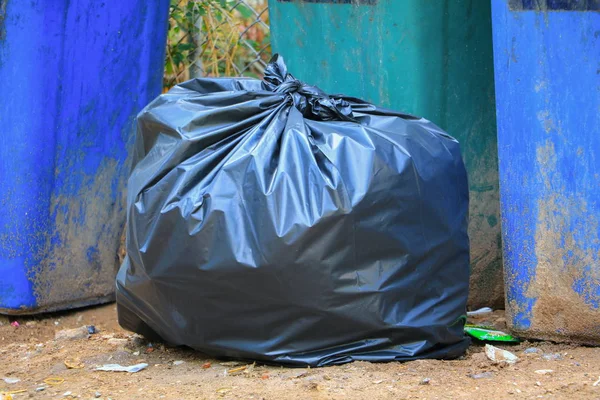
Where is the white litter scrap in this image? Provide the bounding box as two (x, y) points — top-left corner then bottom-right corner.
(467, 307), (493, 317)
(485, 344), (519, 364)
(96, 363), (149, 373)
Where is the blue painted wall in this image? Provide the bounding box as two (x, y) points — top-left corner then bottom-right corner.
(492, 0), (600, 343)
(0, 0), (170, 313)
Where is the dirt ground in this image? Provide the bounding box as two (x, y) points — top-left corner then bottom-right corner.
(0, 306), (599, 400)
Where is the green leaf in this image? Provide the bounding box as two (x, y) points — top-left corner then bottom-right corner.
(173, 52), (184, 65)
(165, 61), (174, 75)
(177, 43), (195, 52)
(236, 4), (253, 20)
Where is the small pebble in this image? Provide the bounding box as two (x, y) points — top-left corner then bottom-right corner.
(542, 353), (563, 361)
(107, 338), (128, 346)
(128, 334), (146, 347)
(87, 325), (97, 334)
(524, 348), (540, 354)
(470, 372), (494, 379)
(35, 387), (46, 392)
(535, 369), (554, 375)
(55, 326), (89, 341)
(95, 392), (102, 398)
(173, 360), (184, 366)
(3, 377), (21, 384)
(419, 378), (431, 385)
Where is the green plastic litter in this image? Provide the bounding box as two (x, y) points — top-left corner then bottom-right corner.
(464, 325), (520, 342)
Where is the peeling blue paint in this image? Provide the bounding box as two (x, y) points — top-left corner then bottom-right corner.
(572, 266), (600, 309)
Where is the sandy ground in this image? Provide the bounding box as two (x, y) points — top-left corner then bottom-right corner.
(0, 306), (599, 400)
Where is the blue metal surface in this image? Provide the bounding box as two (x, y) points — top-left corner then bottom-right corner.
(492, 0), (600, 343)
(0, 0), (169, 314)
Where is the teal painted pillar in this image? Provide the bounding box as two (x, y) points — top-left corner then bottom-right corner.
(268, 0), (502, 308)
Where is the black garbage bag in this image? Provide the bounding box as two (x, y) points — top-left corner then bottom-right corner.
(117, 55), (470, 367)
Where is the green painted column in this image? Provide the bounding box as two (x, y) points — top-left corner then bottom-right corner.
(268, 0), (502, 308)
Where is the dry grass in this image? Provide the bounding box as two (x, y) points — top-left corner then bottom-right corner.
(164, 0), (270, 90)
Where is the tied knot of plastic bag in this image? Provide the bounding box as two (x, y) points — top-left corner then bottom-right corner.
(264, 55), (355, 122)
